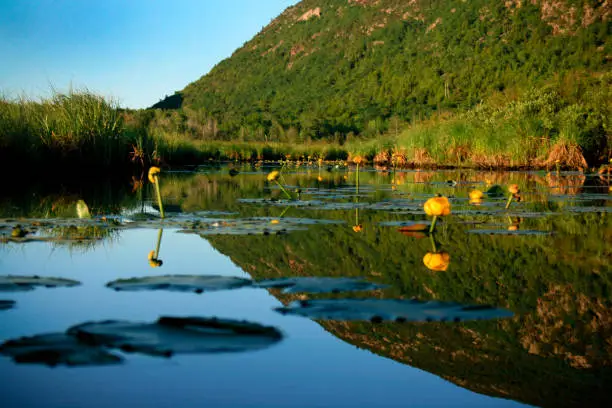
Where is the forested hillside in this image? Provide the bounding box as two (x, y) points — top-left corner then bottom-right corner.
(153, 0), (609, 145)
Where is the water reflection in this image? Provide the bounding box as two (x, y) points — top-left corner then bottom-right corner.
(0, 166), (610, 407)
(1, 317), (284, 366)
(148, 228), (164, 268)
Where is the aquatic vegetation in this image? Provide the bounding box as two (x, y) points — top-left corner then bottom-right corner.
(68, 317), (283, 356)
(0, 300), (15, 310)
(0, 276), (81, 292)
(424, 195), (451, 233)
(0, 333), (123, 367)
(276, 299), (513, 323)
(267, 170), (292, 200)
(506, 184), (521, 210)
(469, 189), (484, 205)
(148, 166), (164, 218)
(106, 275), (252, 293)
(254, 277), (387, 294)
(75, 200), (91, 219)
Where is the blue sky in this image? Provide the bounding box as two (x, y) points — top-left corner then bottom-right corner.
(0, 0), (298, 108)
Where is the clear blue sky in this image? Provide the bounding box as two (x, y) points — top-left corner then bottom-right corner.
(0, 0), (298, 108)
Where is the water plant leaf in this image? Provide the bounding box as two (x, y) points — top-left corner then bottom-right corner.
(0, 300), (16, 310)
(0, 333), (123, 366)
(254, 277), (387, 294)
(0, 275), (81, 292)
(486, 185), (506, 197)
(67, 317), (283, 356)
(467, 229), (552, 236)
(106, 275), (252, 293)
(378, 220), (431, 230)
(275, 298), (514, 323)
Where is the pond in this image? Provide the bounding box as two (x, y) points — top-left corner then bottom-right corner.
(1, 164), (610, 408)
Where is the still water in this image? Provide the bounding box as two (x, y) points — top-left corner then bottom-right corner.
(1, 164), (610, 407)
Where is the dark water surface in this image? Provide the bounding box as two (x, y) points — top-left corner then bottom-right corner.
(1, 165), (610, 408)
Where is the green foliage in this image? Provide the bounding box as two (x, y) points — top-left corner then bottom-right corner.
(0, 90), (129, 171)
(157, 0), (609, 155)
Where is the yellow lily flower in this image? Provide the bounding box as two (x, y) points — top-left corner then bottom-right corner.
(424, 196), (451, 217)
(469, 189), (483, 201)
(267, 170), (280, 182)
(148, 166), (161, 184)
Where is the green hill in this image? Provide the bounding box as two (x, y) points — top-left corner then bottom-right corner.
(153, 0), (609, 152)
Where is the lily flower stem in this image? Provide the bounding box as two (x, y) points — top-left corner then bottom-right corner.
(153, 176), (165, 219)
(505, 194), (513, 210)
(429, 234), (437, 253)
(275, 181), (293, 200)
(429, 215), (438, 233)
(278, 206), (290, 219)
(356, 163), (360, 194)
(155, 228), (163, 258)
(355, 208), (359, 226)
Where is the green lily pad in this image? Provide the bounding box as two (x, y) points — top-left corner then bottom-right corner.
(106, 275), (252, 293)
(0, 276), (81, 292)
(486, 185), (506, 197)
(254, 277), (387, 294)
(276, 298), (514, 322)
(378, 220), (431, 229)
(0, 333), (123, 366)
(68, 317), (283, 356)
(0, 300), (16, 310)
(467, 229), (552, 236)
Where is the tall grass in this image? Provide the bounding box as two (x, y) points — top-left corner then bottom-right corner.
(0, 89), (128, 172)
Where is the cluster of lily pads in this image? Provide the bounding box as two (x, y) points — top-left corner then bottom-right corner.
(0, 275), (81, 311)
(1, 273), (514, 366)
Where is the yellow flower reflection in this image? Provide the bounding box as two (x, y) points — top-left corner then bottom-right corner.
(352, 224), (363, 233)
(423, 252), (450, 272)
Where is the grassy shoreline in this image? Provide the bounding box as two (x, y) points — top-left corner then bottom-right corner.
(1, 76), (609, 174)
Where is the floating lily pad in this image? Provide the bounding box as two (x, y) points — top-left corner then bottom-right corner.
(0, 333), (123, 366)
(107, 275), (252, 294)
(177, 217), (313, 236)
(254, 277), (387, 294)
(252, 217), (344, 226)
(564, 206), (612, 213)
(378, 220), (431, 229)
(68, 317), (283, 356)
(0, 300), (16, 310)
(485, 185), (507, 197)
(467, 229), (552, 236)
(276, 298), (513, 323)
(238, 198), (324, 207)
(0, 275), (81, 292)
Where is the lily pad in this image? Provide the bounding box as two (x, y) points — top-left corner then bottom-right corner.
(467, 229), (552, 236)
(0, 333), (123, 366)
(486, 185), (506, 197)
(378, 220), (431, 230)
(106, 275), (252, 293)
(68, 316), (283, 356)
(275, 298), (514, 323)
(254, 277), (387, 294)
(0, 275), (81, 292)
(0, 300), (16, 310)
